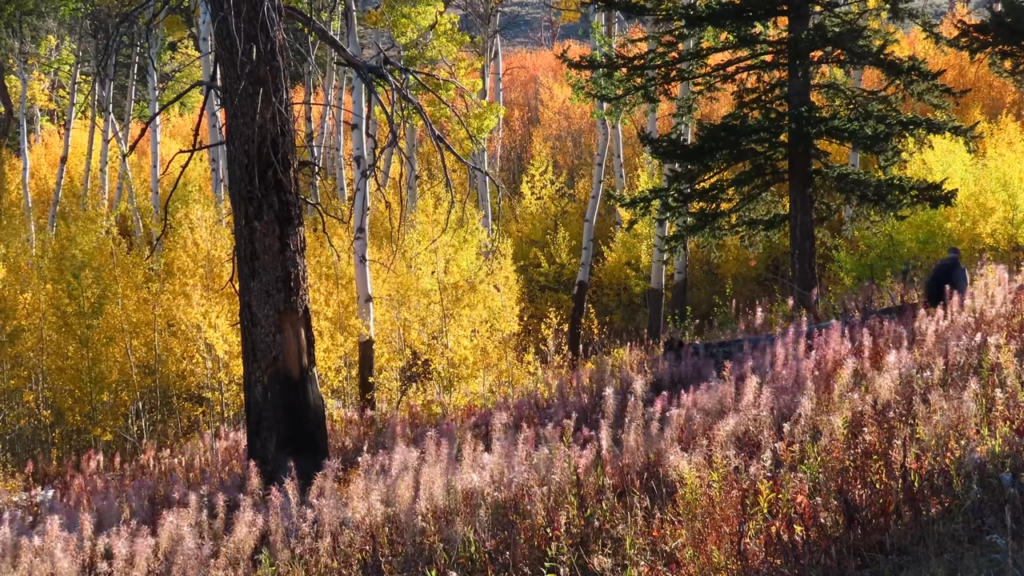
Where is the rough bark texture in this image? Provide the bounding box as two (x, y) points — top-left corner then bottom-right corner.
(0, 61), (13, 146)
(787, 0), (818, 318)
(208, 0), (329, 489)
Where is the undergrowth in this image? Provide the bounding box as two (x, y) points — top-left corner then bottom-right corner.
(1, 265), (1024, 575)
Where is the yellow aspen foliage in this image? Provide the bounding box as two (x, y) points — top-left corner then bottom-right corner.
(835, 116), (1024, 287)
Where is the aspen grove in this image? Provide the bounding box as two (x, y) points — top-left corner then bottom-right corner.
(2, 0), (1024, 571)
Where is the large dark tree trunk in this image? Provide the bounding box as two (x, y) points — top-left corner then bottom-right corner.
(787, 0), (818, 318)
(207, 0), (329, 489)
(0, 61), (13, 147)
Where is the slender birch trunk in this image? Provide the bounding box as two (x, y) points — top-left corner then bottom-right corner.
(669, 8), (696, 330)
(491, 26), (505, 222)
(668, 147), (693, 331)
(98, 35), (117, 211)
(348, 0), (375, 411)
(379, 141), (395, 190)
(568, 7), (610, 363)
(474, 26), (493, 235)
(670, 230), (689, 326)
(316, 50), (335, 186)
(492, 30), (504, 174)
(303, 48), (320, 207)
(645, 18), (666, 342)
(148, 6), (164, 220)
(16, 49), (36, 252)
(607, 12), (626, 228)
(32, 99), (41, 146)
(335, 67), (349, 202)
(842, 0), (865, 238)
(114, 34), (140, 212)
(196, 0), (227, 207)
(646, 104), (667, 341)
(49, 36), (83, 234)
(405, 121), (418, 213)
(81, 38), (100, 208)
(111, 120), (145, 242)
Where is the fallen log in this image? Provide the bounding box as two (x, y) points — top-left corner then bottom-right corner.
(662, 302), (921, 370)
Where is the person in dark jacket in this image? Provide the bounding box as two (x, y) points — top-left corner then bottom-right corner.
(924, 247), (969, 308)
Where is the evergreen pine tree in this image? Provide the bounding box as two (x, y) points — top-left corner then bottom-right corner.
(567, 0), (974, 316)
(951, 0), (1024, 90)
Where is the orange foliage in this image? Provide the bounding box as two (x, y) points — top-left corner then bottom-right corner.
(900, 8), (1024, 124)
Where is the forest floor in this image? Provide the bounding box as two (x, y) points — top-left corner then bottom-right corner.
(1, 265), (1024, 574)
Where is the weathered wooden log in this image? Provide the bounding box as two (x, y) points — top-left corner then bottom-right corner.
(663, 302), (920, 370)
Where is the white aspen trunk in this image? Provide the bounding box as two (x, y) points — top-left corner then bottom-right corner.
(32, 97), (41, 145)
(608, 12), (625, 228)
(316, 53), (335, 184)
(475, 30), (493, 235)
(147, 6), (164, 219)
(670, 224), (688, 324)
(492, 28), (505, 222)
(303, 53), (321, 206)
(568, 7), (610, 361)
(366, 29), (383, 188)
(196, 0), (226, 207)
(348, 0), (376, 410)
(98, 37), (116, 211)
(647, 93), (667, 341)
(379, 143), (395, 190)
(579, 108), (609, 288)
(49, 39), (83, 234)
(492, 23), (504, 174)
(669, 11), (696, 330)
(405, 121), (418, 213)
(114, 35), (140, 212)
(16, 51), (36, 252)
(335, 68), (349, 202)
(111, 119), (144, 242)
(81, 38), (100, 208)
